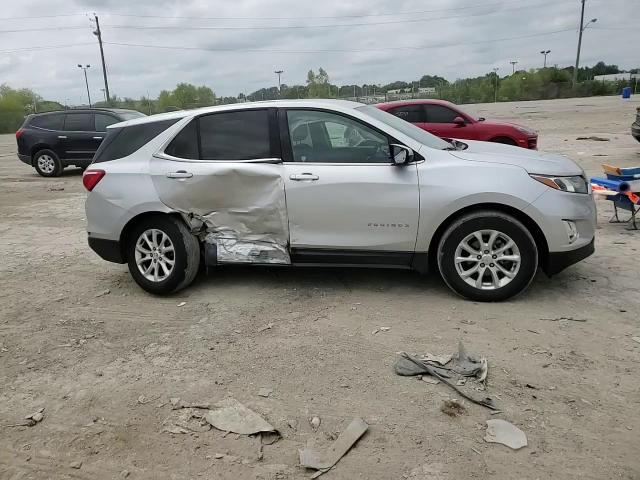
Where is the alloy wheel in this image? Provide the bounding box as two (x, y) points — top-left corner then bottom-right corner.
(135, 228), (176, 282)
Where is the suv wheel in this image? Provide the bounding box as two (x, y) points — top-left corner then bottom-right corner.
(126, 216), (200, 295)
(33, 149), (62, 177)
(437, 211), (538, 302)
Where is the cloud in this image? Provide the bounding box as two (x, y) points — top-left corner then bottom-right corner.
(1, 0), (637, 103)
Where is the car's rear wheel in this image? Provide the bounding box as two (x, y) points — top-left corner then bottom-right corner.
(437, 211), (538, 301)
(33, 149), (62, 177)
(126, 216), (200, 295)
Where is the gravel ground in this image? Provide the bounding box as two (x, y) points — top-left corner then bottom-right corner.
(1, 95), (639, 480)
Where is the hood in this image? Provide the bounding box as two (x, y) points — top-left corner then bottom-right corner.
(449, 140), (583, 176)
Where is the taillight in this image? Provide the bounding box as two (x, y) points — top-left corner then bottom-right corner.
(15, 128), (24, 139)
(83, 169), (106, 191)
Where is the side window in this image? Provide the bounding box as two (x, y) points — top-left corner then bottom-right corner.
(286, 110), (390, 164)
(95, 114), (119, 132)
(425, 105), (459, 123)
(30, 113), (64, 130)
(199, 110), (270, 160)
(64, 113), (94, 131)
(388, 105), (425, 123)
(165, 120), (199, 159)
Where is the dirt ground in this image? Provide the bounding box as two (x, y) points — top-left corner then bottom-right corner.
(1, 95), (639, 480)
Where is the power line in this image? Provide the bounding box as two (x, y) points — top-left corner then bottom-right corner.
(0, 26), (89, 34)
(0, 13), (84, 20)
(101, 1), (560, 31)
(103, 28), (575, 54)
(100, 0), (529, 20)
(0, 42), (93, 54)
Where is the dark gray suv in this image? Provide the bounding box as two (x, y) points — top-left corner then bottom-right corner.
(16, 108), (145, 177)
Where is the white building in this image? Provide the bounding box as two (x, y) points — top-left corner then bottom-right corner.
(593, 73), (640, 82)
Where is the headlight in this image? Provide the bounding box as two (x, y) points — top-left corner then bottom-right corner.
(530, 174), (588, 194)
(515, 125), (536, 135)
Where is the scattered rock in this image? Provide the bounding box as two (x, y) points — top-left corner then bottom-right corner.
(94, 289), (110, 298)
(47, 186), (65, 192)
(69, 461), (82, 469)
(441, 400), (466, 417)
(310, 416), (321, 429)
(257, 387), (273, 398)
(484, 419), (527, 450)
(177, 301), (187, 307)
(137, 395), (149, 404)
(258, 322), (274, 332)
(120, 470), (130, 478)
(214, 453), (225, 459)
(421, 376), (440, 385)
(162, 425), (189, 434)
(576, 135), (609, 141)
(632, 337), (640, 345)
(204, 398), (277, 435)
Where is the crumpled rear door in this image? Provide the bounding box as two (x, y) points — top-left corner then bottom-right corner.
(150, 157), (290, 264)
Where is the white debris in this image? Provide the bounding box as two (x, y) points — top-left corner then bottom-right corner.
(484, 419), (527, 450)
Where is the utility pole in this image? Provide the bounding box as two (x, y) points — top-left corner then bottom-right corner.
(540, 50), (551, 68)
(274, 70), (283, 95)
(493, 67), (499, 103)
(510, 60), (518, 74)
(100, 88), (107, 103)
(92, 15), (110, 105)
(573, 0), (597, 88)
(78, 64), (92, 107)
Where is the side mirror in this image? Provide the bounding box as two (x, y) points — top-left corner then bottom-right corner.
(453, 116), (466, 126)
(390, 144), (414, 166)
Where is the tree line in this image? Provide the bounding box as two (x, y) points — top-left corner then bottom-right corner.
(0, 61), (637, 133)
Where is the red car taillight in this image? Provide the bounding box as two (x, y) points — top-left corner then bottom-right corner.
(83, 169), (105, 191)
(15, 128), (24, 139)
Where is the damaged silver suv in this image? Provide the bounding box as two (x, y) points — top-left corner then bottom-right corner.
(84, 100), (596, 301)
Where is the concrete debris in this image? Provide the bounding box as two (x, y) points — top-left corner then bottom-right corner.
(163, 426), (189, 434)
(204, 398), (277, 435)
(420, 353), (452, 366)
(484, 419), (527, 450)
(299, 418), (368, 478)
(69, 461), (82, 469)
(94, 289), (110, 298)
(258, 322), (274, 332)
(137, 395), (149, 404)
(257, 387), (273, 398)
(177, 302), (187, 307)
(2, 408), (48, 427)
(631, 337), (640, 344)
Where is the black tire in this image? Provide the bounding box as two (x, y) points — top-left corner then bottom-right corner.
(437, 211), (538, 302)
(33, 149), (62, 177)
(491, 137), (518, 146)
(126, 215), (200, 295)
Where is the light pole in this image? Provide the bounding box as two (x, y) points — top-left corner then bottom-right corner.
(77, 64), (91, 107)
(573, 0), (597, 88)
(510, 60), (518, 74)
(274, 70), (283, 95)
(540, 50), (551, 68)
(493, 68), (499, 103)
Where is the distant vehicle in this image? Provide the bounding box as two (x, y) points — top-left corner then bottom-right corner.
(376, 100), (538, 149)
(16, 108), (146, 177)
(633, 107), (640, 143)
(83, 100), (595, 301)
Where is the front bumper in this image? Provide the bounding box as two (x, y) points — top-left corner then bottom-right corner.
(18, 153), (31, 165)
(543, 237), (594, 276)
(517, 136), (538, 150)
(88, 236), (125, 264)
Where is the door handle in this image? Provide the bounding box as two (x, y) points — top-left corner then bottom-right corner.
(58, 135), (67, 139)
(289, 173), (319, 181)
(93, 136), (103, 140)
(166, 170), (193, 179)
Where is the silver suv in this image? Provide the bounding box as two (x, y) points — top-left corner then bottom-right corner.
(84, 100), (596, 301)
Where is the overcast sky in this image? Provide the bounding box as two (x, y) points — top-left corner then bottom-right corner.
(0, 0), (637, 104)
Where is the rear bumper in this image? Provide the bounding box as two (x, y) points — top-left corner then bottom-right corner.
(18, 153), (31, 165)
(88, 236), (125, 264)
(543, 238), (595, 276)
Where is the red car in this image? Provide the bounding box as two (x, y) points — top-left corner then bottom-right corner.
(376, 100), (538, 149)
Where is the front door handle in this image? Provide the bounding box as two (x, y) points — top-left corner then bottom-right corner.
(58, 135), (67, 139)
(290, 173), (319, 181)
(93, 136), (103, 140)
(166, 170), (193, 179)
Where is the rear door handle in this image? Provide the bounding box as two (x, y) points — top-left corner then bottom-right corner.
(166, 170), (193, 179)
(58, 135), (67, 139)
(289, 173), (319, 181)
(93, 136), (103, 140)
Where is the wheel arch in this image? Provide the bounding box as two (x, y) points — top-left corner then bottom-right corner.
(119, 211), (188, 262)
(425, 203), (549, 273)
(488, 136), (518, 145)
(31, 144), (55, 162)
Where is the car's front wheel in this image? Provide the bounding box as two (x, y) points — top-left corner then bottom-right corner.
(33, 149), (62, 177)
(126, 216), (200, 295)
(437, 211), (538, 302)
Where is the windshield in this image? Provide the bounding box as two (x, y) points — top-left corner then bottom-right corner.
(356, 105), (451, 150)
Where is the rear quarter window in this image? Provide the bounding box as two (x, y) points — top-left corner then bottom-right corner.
(64, 113), (94, 131)
(92, 118), (180, 164)
(29, 113), (64, 130)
